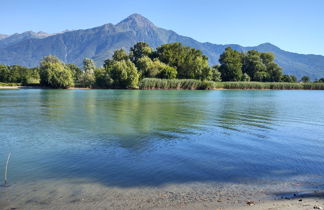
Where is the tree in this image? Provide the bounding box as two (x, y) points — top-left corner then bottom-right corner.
(137, 56), (177, 79)
(156, 42), (211, 80)
(80, 58), (96, 87)
(254, 71), (270, 82)
(242, 73), (251, 82)
(106, 60), (139, 89)
(219, 47), (243, 81)
(158, 65), (177, 79)
(281, 75), (297, 83)
(129, 42), (153, 65)
(112, 49), (129, 61)
(94, 67), (113, 88)
(39, 56), (74, 88)
(67, 64), (82, 83)
(137, 56), (160, 78)
(301, 76), (310, 83)
(211, 65), (222, 82)
(242, 50), (266, 80)
(266, 62), (282, 82)
(317, 78), (324, 83)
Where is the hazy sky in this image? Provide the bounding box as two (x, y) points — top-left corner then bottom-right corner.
(1, 0), (323, 55)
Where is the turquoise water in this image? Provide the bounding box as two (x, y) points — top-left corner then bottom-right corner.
(1, 89), (324, 188)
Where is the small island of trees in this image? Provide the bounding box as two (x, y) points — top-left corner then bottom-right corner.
(1, 42), (324, 90)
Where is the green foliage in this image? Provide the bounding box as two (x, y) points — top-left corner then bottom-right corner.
(211, 67), (221, 82)
(79, 58), (96, 88)
(301, 76), (310, 83)
(219, 47), (243, 81)
(0, 64), (39, 85)
(137, 56), (177, 79)
(39, 56), (74, 88)
(130, 42), (153, 65)
(94, 67), (113, 88)
(106, 60), (139, 89)
(139, 78), (222, 90)
(0, 82), (22, 86)
(112, 49), (129, 61)
(242, 50), (266, 80)
(139, 79), (324, 90)
(67, 64), (82, 83)
(1, 42), (318, 89)
(254, 71), (270, 82)
(316, 78), (324, 83)
(158, 65), (177, 79)
(156, 42), (211, 80)
(281, 74), (297, 83)
(241, 50), (282, 82)
(242, 73), (251, 82)
(266, 62), (282, 82)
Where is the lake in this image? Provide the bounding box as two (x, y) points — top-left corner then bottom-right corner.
(1, 89), (324, 209)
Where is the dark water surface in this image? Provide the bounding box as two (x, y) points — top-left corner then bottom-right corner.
(1, 89), (324, 188)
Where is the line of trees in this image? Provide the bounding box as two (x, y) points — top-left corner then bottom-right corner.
(0, 42), (324, 88)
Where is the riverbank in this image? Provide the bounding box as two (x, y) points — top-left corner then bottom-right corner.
(1, 79), (324, 90)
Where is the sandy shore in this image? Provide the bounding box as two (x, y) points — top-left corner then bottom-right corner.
(1, 179), (323, 210)
(0, 86), (90, 89)
(0, 86), (27, 89)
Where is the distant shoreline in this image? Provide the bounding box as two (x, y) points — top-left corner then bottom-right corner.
(1, 85), (324, 90)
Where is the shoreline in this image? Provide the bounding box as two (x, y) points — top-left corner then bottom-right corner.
(1, 179), (323, 210)
(1, 85), (324, 90)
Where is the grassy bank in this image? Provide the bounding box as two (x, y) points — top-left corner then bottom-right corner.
(0, 82), (22, 86)
(139, 78), (324, 90)
(2, 79), (324, 90)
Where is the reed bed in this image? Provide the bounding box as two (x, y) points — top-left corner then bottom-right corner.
(139, 78), (324, 90)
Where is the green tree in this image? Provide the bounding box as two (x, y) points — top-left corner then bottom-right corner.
(94, 67), (113, 88)
(158, 65), (177, 79)
(266, 62), (282, 82)
(242, 50), (266, 80)
(156, 42), (211, 80)
(242, 73), (251, 82)
(254, 71), (270, 82)
(211, 65), (222, 82)
(301, 76), (310, 83)
(80, 58), (96, 87)
(107, 60), (139, 89)
(130, 42), (153, 65)
(137, 56), (160, 78)
(112, 49), (129, 61)
(219, 47), (243, 81)
(39, 56), (74, 88)
(136, 56), (177, 79)
(317, 78), (324, 83)
(67, 64), (82, 83)
(281, 75), (297, 83)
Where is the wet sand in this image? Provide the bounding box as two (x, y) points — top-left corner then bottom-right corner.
(1, 179), (323, 210)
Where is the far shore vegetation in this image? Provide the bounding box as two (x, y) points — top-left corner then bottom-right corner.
(1, 42), (324, 90)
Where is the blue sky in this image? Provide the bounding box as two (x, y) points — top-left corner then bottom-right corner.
(1, 0), (323, 55)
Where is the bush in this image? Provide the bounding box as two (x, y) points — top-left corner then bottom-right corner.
(39, 56), (74, 88)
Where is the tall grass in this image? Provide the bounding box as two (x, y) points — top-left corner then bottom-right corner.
(139, 78), (222, 90)
(139, 78), (324, 90)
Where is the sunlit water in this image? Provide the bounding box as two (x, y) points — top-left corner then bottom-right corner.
(0, 89), (324, 208)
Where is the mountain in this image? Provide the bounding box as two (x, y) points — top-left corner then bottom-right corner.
(0, 31), (52, 48)
(0, 34), (8, 40)
(0, 13), (323, 79)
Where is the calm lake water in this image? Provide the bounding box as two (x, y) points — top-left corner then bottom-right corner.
(1, 89), (324, 207)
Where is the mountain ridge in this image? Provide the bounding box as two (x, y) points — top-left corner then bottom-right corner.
(1, 14), (324, 79)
